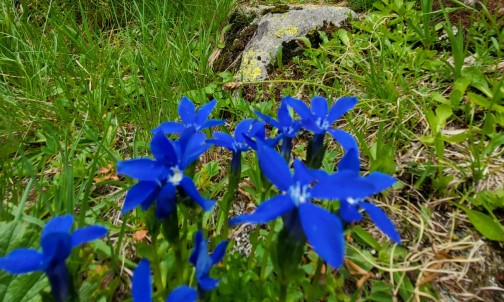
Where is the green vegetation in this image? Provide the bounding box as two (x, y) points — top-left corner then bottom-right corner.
(1, 0), (503, 300)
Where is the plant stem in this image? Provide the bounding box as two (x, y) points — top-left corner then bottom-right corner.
(260, 219), (277, 280)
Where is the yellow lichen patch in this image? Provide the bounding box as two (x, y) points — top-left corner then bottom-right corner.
(275, 26), (299, 38)
(239, 49), (263, 81)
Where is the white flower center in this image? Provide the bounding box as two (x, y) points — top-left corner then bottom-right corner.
(315, 117), (330, 130)
(168, 166), (183, 185)
(346, 197), (361, 205)
(289, 182), (311, 206)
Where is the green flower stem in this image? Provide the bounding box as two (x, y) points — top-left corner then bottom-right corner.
(279, 282), (287, 302)
(161, 211), (184, 287)
(260, 219), (277, 280)
(219, 152), (241, 239)
(150, 234), (165, 290)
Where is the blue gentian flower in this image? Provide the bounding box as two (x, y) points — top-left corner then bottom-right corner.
(319, 129), (401, 243)
(229, 143), (375, 268)
(284, 95), (357, 135)
(189, 231), (228, 295)
(255, 98), (302, 158)
(0, 215), (107, 302)
(117, 131), (215, 219)
(207, 119), (267, 172)
(132, 258), (197, 302)
(155, 97), (225, 135)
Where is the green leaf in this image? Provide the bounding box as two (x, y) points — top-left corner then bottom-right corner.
(337, 29), (350, 46)
(458, 205), (504, 241)
(468, 92), (504, 112)
(435, 104), (453, 132)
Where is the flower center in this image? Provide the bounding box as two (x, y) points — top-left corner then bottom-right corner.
(168, 166), (184, 185)
(288, 182), (311, 206)
(232, 141), (247, 153)
(315, 117), (330, 130)
(346, 197), (361, 205)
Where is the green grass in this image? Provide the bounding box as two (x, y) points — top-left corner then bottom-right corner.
(1, 0), (503, 300)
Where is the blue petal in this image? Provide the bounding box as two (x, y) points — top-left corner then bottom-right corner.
(293, 159), (317, 185)
(151, 130), (178, 166)
(359, 202), (401, 243)
(198, 275), (219, 291)
(284, 96), (312, 120)
(178, 96), (196, 125)
(155, 122), (185, 135)
(180, 176), (215, 211)
(0, 249), (45, 273)
(189, 230), (205, 267)
(299, 203), (345, 269)
(206, 132), (234, 150)
(40, 233), (72, 263)
(277, 101), (293, 127)
(211, 241), (229, 265)
(132, 259), (152, 302)
(229, 195), (294, 226)
(328, 129), (358, 152)
(338, 148), (361, 174)
(364, 172), (397, 193)
(200, 119), (225, 130)
(249, 120), (266, 140)
(71, 226), (107, 248)
(117, 159), (168, 182)
(234, 119), (255, 142)
(195, 99), (217, 126)
(166, 286), (197, 302)
(338, 202), (363, 223)
(327, 96), (357, 124)
(42, 215), (73, 239)
(257, 143), (294, 191)
(123, 181), (160, 214)
(311, 171), (376, 200)
(254, 110), (281, 129)
(156, 183), (177, 219)
(310, 96), (328, 118)
(180, 133), (209, 170)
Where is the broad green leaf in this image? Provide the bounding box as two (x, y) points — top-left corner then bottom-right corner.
(435, 104), (453, 132)
(442, 131), (468, 143)
(351, 226), (380, 251)
(468, 92), (504, 113)
(337, 29), (350, 46)
(458, 205), (504, 241)
(449, 75), (471, 107)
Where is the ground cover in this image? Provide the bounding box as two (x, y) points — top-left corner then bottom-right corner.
(0, 0), (503, 301)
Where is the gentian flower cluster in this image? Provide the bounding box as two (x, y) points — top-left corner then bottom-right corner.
(0, 215), (107, 302)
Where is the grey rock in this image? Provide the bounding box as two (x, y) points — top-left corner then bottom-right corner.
(236, 5), (356, 81)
